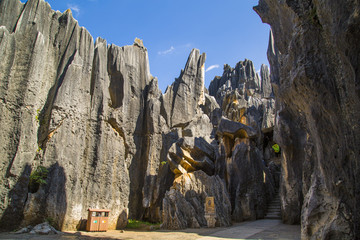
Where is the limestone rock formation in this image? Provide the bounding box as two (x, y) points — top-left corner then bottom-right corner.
(208, 60), (261, 108)
(167, 137), (215, 177)
(0, 0), (166, 231)
(161, 170), (231, 229)
(162, 49), (206, 128)
(216, 117), (275, 222)
(208, 58), (278, 223)
(209, 59), (275, 135)
(0, 0), (280, 233)
(260, 64), (273, 99)
(255, 1), (360, 239)
(217, 117), (258, 139)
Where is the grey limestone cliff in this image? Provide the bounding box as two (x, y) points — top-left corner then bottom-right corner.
(0, 0), (281, 233)
(0, 0), (163, 230)
(255, 0), (360, 239)
(162, 49), (206, 128)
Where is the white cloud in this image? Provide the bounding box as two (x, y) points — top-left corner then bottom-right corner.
(67, 4), (80, 15)
(206, 64), (220, 72)
(158, 46), (175, 55)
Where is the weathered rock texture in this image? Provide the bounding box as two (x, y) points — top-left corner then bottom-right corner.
(0, 0), (278, 233)
(208, 59), (278, 222)
(0, 0), (173, 231)
(255, 1), (360, 239)
(162, 171), (231, 229)
(160, 49), (232, 229)
(162, 49), (206, 128)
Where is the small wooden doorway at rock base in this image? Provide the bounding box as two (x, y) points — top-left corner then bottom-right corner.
(86, 209), (110, 232)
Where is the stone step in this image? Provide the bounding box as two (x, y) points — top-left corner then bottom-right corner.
(266, 212), (281, 217)
(272, 198), (280, 201)
(265, 213), (281, 216)
(267, 208), (281, 211)
(266, 212), (281, 215)
(269, 205), (280, 208)
(268, 205), (281, 209)
(267, 210), (281, 213)
(264, 215), (281, 219)
(268, 205), (280, 208)
(267, 209), (280, 212)
(265, 190), (281, 220)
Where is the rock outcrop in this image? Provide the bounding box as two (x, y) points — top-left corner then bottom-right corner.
(0, 0), (167, 230)
(209, 60), (261, 108)
(160, 51), (277, 229)
(0, 0), (279, 233)
(216, 116), (276, 222)
(160, 48), (232, 229)
(167, 137), (216, 177)
(208, 59), (278, 222)
(162, 170), (231, 229)
(162, 49), (206, 128)
(255, 1), (360, 239)
(209, 60), (275, 134)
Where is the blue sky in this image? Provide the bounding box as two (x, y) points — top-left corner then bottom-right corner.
(32, 0), (270, 92)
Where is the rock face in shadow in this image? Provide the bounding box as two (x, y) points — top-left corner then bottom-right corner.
(216, 117), (275, 222)
(255, 1), (360, 239)
(208, 59), (278, 222)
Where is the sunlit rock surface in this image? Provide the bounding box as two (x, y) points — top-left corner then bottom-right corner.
(0, 0), (278, 232)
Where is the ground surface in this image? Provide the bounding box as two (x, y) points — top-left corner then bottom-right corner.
(0, 219), (300, 240)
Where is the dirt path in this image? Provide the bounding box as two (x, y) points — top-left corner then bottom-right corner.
(0, 219), (300, 240)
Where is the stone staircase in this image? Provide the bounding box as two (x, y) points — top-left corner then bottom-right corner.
(265, 191), (281, 219)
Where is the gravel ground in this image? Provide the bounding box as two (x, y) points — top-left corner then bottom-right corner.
(0, 219), (301, 240)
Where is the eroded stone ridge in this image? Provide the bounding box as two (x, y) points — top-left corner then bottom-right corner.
(0, 0), (154, 230)
(0, 0), (279, 233)
(255, 0), (360, 239)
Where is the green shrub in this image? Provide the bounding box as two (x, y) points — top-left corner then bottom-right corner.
(30, 166), (48, 186)
(126, 219), (161, 229)
(35, 109), (40, 122)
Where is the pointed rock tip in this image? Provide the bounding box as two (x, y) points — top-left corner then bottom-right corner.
(183, 48), (206, 70)
(134, 37), (146, 49)
(95, 37), (107, 46)
(261, 64), (269, 70)
(190, 48), (200, 54)
(189, 48), (206, 58)
(64, 8), (72, 15)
